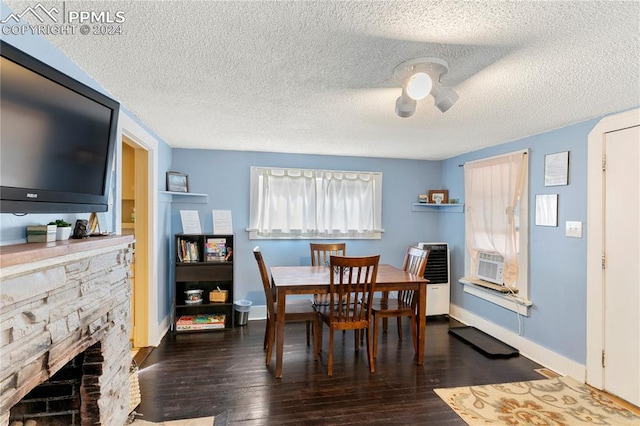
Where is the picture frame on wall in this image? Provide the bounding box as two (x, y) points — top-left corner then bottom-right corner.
(535, 194), (558, 226)
(166, 171), (189, 193)
(428, 189), (449, 204)
(544, 151), (569, 186)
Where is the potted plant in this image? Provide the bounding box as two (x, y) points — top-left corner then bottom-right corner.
(49, 219), (72, 240)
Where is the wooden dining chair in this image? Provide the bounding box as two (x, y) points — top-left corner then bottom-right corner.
(310, 243), (346, 306)
(253, 246), (318, 366)
(368, 246), (429, 357)
(315, 254), (380, 377)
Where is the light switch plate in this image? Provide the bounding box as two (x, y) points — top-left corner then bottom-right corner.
(566, 221), (582, 238)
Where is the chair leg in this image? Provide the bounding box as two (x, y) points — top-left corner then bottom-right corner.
(315, 317), (323, 359)
(313, 316), (320, 360)
(397, 316), (403, 340)
(410, 313), (418, 353)
(265, 318), (275, 366)
(263, 318), (270, 351)
(373, 314), (380, 358)
(366, 325), (375, 374)
(354, 329), (359, 352)
(328, 328), (334, 377)
(306, 320), (311, 346)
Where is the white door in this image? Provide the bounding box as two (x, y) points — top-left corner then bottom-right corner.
(603, 125), (640, 405)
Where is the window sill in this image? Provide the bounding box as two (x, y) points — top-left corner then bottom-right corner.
(459, 279), (531, 316)
(246, 229), (383, 240)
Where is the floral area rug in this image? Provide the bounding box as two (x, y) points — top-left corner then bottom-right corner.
(434, 376), (640, 425)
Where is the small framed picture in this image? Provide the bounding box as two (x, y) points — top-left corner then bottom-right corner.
(428, 189), (449, 204)
(544, 151), (569, 186)
(166, 171), (189, 193)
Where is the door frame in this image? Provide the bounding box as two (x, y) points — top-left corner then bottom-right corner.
(117, 112), (160, 347)
(586, 108), (640, 389)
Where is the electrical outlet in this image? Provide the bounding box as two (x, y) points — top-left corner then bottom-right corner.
(566, 221), (582, 238)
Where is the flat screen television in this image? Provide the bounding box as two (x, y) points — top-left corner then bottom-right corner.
(0, 40), (120, 213)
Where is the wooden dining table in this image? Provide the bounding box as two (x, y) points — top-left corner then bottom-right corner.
(270, 264), (429, 378)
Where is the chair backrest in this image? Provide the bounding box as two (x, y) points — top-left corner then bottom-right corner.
(253, 246), (275, 320)
(310, 243), (346, 266)
(328, 255), (380, 326)
(399, 246), (430, 306)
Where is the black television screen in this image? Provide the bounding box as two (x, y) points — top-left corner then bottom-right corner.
(0, 40), (119, 213)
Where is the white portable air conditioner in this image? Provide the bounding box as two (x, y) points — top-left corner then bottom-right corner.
(417, 242), (450, 316)
(476, 251), (505, 285)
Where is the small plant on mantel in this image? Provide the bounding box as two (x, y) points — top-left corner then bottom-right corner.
(48, 219), (71, 228)
(49, 219), (72, 240)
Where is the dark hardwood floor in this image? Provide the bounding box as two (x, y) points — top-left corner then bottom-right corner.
(136, 316), (545, 425)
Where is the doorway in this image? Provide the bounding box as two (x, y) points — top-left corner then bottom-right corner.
(586, 108), (640, 406)
(122, 135), (150, 349)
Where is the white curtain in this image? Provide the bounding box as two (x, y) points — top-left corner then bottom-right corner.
(252, 167), (381, 238)
(258, 169), (316, 234)
(317, 171), (375, 234)
(464, 151), (527, 285)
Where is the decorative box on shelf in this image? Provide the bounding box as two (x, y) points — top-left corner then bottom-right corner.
(26, 225), (57, 243)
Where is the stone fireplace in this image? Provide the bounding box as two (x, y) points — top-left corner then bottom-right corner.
(0, 235), (134, 426)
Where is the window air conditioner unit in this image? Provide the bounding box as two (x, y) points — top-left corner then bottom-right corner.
(476, 251), (505, 285)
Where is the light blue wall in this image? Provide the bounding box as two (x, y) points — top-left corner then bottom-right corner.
(169, 149), (442, 312)
(440, 119), (599, 365)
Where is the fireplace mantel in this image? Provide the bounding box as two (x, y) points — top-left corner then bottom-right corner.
(0, 234), (134, 425)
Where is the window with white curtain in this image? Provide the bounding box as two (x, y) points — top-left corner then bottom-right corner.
(464, 150), (529, 298)
(248, 166), (383, 239)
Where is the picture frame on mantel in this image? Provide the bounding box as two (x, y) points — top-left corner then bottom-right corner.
(428, 189), (449, 204)
(166, 171), (189, 193)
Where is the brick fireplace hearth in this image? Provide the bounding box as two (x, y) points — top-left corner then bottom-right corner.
(0, 235), (134, 426)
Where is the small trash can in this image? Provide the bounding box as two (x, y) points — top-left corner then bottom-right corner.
(234, 299), (252, 326)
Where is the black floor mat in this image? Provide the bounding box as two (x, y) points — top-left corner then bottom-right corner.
(449, 326), (519, 358)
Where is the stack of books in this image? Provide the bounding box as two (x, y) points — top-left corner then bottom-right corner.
(178, 240), (200, 262)
(27, 225), (57, 243)
(205, 238), (227, 262)
(176, 314), (226, 331)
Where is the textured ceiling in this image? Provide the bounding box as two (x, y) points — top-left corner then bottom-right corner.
(6, 1), (640, 160)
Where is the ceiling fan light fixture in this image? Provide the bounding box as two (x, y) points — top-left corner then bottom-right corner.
(393, 57), (458, 117)
(432, 83), (459, 113)
(406, 72), (432, 100)
(395, 94), (416, 118)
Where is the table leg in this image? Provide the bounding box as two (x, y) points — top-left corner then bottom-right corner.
(276, 286), (286, 378)
(416, 284), (426, 364)
(382, 291), (389, 332)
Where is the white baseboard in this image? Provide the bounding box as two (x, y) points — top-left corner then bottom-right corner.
(449, 304), (585, 381)
(250, 305), (267, 321)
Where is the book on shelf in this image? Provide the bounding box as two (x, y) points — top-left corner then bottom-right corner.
(178, 239), (200, 262)
(176, 314), (226, 330)
(205, 237), (227, 262)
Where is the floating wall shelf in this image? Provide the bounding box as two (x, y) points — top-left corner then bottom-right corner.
(159, 191), (209, 204)
(411, 203), (464, 213)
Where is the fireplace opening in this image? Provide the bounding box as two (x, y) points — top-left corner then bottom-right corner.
(8, 340), (110, 426)
(9, 352), (83, 425)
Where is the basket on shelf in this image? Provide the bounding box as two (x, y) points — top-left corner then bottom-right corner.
(209, 289), (228, 303)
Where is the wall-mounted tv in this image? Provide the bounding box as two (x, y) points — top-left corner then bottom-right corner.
(0, 40), (120, 213)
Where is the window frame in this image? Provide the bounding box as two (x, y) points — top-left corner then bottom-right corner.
(462, 150), (530, 311)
